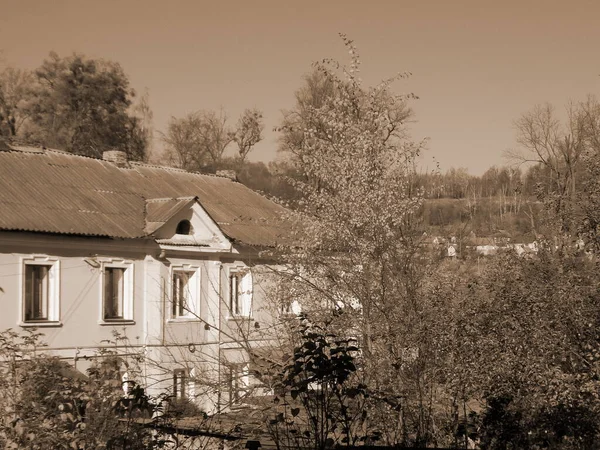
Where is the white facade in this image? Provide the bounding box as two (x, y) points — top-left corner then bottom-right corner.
(0, 201), (276, 414)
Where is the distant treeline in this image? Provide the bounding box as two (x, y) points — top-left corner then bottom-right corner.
(228, 160), (548, 240)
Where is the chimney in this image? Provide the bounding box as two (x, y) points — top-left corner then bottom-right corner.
(216, 169), (238, 181)
(102, 150), (128, 168)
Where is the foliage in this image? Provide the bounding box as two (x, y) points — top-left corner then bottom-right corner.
(0, 67), (33, 137)
(269, 35), (465, 448)
(277, 68), (337, 167)
(15, 52), (149, 160)
(0, 329), (171, 449)
(458, 249), (600, 449)
(268, 316), (369, 450)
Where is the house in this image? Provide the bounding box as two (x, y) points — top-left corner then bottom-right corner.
(0, 143), (291, 413)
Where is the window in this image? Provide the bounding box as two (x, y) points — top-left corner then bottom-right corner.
(101, 262), (133, 323)
(226, 363), (248, 404)
(173, 369), (188, 399)
(279, 299), (301, 317)
(25, 265), (49, 321)
(229, 273), (241, 315)
(104, 267), (125, 320)
(172, 271), (191, 317)
(277, 284), (301, 317)
(170, 267), (200, 319)
(22, 257), (60, 325)
(228, 268), (252, 318)
(176, 219), (193, 235)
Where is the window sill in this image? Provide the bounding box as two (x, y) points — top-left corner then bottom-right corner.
(227, 315), (253, 322)
(167, 317), (201, 323)
(19, 321), (63, 328)
(279, 312), (300, 319)
(98, 320), (136, 326)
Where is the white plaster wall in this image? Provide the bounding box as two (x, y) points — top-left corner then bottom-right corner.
(0, 243), (147, 357)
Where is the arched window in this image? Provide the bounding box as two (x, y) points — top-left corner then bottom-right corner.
(176, 220), (193, 235)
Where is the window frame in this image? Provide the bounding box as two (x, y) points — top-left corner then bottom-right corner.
(20, 256), (61, 327)
(175, 219), (193, 235)
(169, 265), (201, 321)
(99, 260), (134, 324)
(226, 266), (252, 319)
(173, 368), (188, 399)
(225, 363), (249, 404)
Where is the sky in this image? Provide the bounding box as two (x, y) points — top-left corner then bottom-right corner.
(1, 0), (599, 175)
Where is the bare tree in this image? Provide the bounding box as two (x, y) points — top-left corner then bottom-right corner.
(510, 102), (587, 201)
(508, 101), (594, 234)
(161, 112), (209, 171)
(197, 109), (233, 165)
(161, 109), (234, 171)
(232, 108), (264, 163)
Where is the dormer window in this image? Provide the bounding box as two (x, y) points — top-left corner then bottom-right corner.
(176, 220), (193, 235)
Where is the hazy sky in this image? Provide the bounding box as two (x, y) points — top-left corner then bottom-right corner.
(1, 0), (599, 174)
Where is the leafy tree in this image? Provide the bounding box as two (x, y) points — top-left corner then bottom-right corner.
(270, 35), (460, 447)
(21, 52), (149, 160)
(459, 248), (600, 449)
(0, 67), (33, 137)
(277, 68), (337, 167)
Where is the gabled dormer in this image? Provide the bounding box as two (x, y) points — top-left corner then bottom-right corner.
(145, 197), (232, 252)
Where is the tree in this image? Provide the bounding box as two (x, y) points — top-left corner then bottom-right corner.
(232, 108), (264, 163)
(161, 112), (209, 171)
(267, 35), (461, 447)
(129, 89), (154, 162)
(0, 329), (163, 449)
(162, 108), (265, 173)
(161, 109), (232, 171)
(196, 109), (233, 166)
(21, 52), (149, 160)
(457, 249), (600, 449)
(510, 101), (592, 234)
(0, 67), (33, 137)
(267, 317), (370, 450)
(277, 69), (337, 166)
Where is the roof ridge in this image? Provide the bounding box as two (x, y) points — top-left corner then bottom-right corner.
(7, 144), (238, 182)
(146, 196), (197, 203)
(131, 161), (238, 181)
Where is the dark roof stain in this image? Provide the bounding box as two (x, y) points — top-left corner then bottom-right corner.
(0, 145), (292, 247)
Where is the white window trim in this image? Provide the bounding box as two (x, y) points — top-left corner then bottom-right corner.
(173, 368), (195, 399)
(226, 362), (250, 404)
(98, 259), (134, 325)
(168, 264), (201, 321)
(19, 255), (61, 327)
(226, 266), (253, 319)
(276, 283), (302, 317)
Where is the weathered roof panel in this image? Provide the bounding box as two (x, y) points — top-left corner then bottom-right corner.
(0, 146), (291, 246)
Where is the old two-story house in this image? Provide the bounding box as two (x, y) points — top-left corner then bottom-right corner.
(0, 142), (290, 413)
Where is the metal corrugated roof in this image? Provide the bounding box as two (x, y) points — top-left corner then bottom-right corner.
(0, 146), (292, 247)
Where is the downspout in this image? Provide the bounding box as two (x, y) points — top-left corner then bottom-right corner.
(217, 262), (223, 414)
(161, 276), (166, 346)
